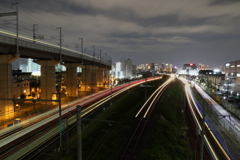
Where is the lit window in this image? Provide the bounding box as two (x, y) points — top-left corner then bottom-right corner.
(231, 65), (235, 68)
(237, 65), (240, 67)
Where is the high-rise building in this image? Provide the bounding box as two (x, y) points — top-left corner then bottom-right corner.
(150, 63), (155, 70)
(121, 58), (133, 78)
(19, 58), (41, 72)
(111, 58), (133, 79)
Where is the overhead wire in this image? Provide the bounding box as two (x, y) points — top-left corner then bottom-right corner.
(20, 6), (96, 50)
(0, 3), (104, 56)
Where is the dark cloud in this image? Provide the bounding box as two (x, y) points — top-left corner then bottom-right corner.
(1, 0), (240, 68)
(210, 0), (240, 5)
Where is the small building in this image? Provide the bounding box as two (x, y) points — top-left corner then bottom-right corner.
(12, 79), (30, 98)
(198, 70), (225, 91)
(224, 60), (240, 96)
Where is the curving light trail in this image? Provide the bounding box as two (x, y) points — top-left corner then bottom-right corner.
(180, 78), (231, 160)
(136, 75), (175, 118)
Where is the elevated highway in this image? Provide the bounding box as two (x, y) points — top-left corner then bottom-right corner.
(0, 29), (110, 67)
(0, 29), (111, 119)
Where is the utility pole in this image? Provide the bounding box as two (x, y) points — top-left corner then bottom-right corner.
(77, 105), (82, 160)
(58, 93), (63, 148)
(76, 105), (114, 160)
(111, 80), (113, 105)
(145, 75), (147, 101)
(92, 45), (95, 66)
(56, 27), (62, 62)
(75, 43), (79, 51)
(105, 53), (107, 69)
(33, 24), (38, 43)
(200, 100), (206, 160)
(99, 50), (101, 67)
(11, 3), (19, 55)
(79, 38), (83, 64)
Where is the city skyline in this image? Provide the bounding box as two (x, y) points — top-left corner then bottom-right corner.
(1, 0), (240, 68)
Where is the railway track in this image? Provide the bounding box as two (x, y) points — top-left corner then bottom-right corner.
(182, 78), (232, 160)
(0, 77), (162, 159)
(120, 76), (174, 159)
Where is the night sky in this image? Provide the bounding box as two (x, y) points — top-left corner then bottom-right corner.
(1, 0), (240, 68)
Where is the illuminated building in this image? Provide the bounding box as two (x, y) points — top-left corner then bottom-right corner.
(176, 63), (199, 76)
(224, 60), (240, 96)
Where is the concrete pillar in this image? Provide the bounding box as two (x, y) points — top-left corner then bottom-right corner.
(64, 63), (80, 97)
(36, 60), (59, 101)
(97, 67), (104, 87)
(81, 65), (91, 91)
(0, 54), (19, 121)
(91, 66), (98, 89)
(103, 69), (108, 86)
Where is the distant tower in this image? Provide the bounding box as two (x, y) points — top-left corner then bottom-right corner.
(150, 63), (155, 70)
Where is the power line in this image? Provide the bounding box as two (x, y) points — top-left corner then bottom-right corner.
(0, 4), (107, 57)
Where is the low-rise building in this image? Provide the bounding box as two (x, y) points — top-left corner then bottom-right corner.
(12, 79), (30, 98)
(224, 60), (240, 95)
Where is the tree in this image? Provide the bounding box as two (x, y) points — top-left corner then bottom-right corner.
(56, 84), (61, 93)
(20, 93), (26, 99)
(32, 92), (36, 97)
(200, 78), (205, 84)
(20, 93), (26, 105)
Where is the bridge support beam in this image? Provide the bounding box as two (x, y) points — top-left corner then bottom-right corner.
(80, 65), (91, 91)
(0, 54), (19, 121)
(90, 66), (98, 89)
(64, 63), (80, 97)
(36, 60), (59, 103)
(97, 67), (104, 87)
